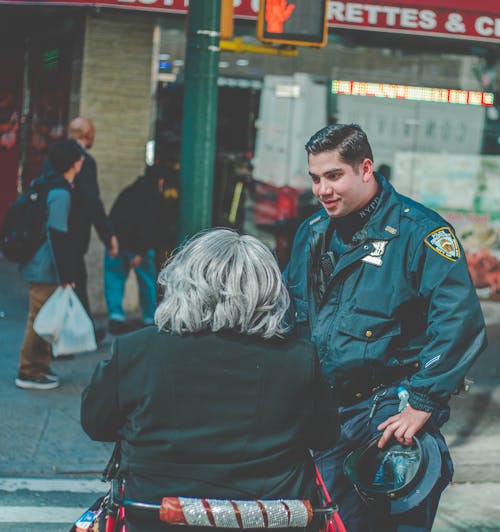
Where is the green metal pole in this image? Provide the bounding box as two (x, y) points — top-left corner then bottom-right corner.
(178, 0), (221, 242)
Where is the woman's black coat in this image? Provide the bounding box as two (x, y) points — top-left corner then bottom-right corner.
(81, 327), (338, 531)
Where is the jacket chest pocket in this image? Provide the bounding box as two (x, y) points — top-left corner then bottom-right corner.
(332, 314), (401, 363)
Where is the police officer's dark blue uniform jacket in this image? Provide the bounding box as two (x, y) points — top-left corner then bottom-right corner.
(284, 173), (487, 412)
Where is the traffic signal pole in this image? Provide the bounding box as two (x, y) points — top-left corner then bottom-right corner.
(178, 0), (221, 243)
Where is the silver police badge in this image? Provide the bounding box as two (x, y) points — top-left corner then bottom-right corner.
(424, 227), (460, 262)
(361, 240), (388, 266)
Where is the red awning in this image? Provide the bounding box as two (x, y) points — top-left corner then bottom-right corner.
(3, 0), (499, 42)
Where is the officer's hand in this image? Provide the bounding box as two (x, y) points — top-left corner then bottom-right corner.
(108, 235), (119, 257)
(377, 405), (432, 448)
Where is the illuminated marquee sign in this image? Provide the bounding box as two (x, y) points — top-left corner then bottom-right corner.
(331, 80), (495, 107)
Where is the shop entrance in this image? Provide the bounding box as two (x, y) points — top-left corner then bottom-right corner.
(0, 8), (77, 228)
(0, 44), (23, 230)
(153, 81), (260, 229)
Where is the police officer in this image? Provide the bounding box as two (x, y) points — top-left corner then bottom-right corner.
(283, 124), (487, 531)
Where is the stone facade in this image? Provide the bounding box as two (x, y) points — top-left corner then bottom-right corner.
(78, 10), (155, 316)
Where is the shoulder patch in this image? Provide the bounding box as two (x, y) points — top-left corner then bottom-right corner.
(424, 227), (460, 262)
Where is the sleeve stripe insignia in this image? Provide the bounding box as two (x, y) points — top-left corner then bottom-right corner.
(424, 227), (461, 262)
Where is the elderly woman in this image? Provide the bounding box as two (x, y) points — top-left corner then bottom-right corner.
(81, 228), (338, 532)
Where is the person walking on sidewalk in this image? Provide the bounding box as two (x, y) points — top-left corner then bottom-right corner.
(16, 140), (83, 390)
(283, 123), (488, 531)
(68, 118), (118, 336)
(104, 165), (166, 334)
(41, 117), (118, 341)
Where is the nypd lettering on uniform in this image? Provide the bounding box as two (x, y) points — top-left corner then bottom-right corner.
(424, 227), (460, 262)
(361, 240), (388, 266)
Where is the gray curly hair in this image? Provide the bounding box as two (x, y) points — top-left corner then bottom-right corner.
(154, 228), (290, 338)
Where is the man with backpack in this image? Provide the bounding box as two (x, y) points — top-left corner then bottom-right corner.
(39, 117), (118, 341)
(15, 139), (83, 390)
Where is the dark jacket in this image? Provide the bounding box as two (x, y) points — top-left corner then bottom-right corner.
(42, 146), (113, 254)
(81, 327), (338, 531)
(46, 175), (77, 284)
(71, 145), (113, 253)
(109, 175), (164, 257)
(284, 174), (487, 412)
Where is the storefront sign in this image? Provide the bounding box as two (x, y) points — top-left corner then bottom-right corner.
(5, 0), (499, 43)
(328, 1), (500, 42)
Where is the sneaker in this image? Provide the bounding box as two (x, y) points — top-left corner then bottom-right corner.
(56, 353), (75, 360)
(108, 320), (134, 335)
(15, 374), (60, 390)
(44, 368), (59, 382)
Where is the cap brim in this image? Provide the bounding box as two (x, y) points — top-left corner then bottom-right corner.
(390, 433), (442, 514)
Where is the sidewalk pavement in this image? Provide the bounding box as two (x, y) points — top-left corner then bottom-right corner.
(0, 255), (113, 476)
(1, 253), (500, 530)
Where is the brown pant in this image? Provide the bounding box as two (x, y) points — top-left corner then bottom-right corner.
(18, 282), (58, 378)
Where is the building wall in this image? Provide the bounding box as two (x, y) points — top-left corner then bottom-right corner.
(78, 10), (156, 316)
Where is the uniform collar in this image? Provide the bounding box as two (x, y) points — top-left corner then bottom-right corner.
(364, 173), (401, 241)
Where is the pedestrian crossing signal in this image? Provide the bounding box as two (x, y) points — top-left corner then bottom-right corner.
(257, 0), (329, 48)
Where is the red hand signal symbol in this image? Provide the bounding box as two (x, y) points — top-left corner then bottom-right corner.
(265, 0), (296, 34)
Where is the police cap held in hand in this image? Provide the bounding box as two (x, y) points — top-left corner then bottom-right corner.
(343, 432), (442, 515)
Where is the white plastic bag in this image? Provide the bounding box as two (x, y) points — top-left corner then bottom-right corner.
(34, 286), (97, 356)
(33, 286), (69, 344)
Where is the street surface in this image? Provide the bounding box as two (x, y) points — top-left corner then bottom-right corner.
(0, 477), (101, 531)
(1, 254), (500, 531)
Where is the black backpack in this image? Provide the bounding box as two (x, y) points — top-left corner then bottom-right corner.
(0, 177), (52, 264)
